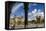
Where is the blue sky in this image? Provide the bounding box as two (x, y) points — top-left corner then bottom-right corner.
(10, 3), (24, 17)
(29, 3), (44, 12)
(10, 3), (45, 20)
(28, 3), (45, 21)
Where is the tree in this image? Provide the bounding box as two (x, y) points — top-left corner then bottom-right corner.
(36, 16), (41, 24)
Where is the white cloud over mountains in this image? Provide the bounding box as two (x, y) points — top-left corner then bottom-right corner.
(28, 9), (44, 21)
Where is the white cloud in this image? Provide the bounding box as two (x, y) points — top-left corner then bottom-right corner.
(28, 16), (36, 21)
(32, 9), (37, 13)
(28, 12), (32, 16)
(28, 18), (31, 21)
(40, 12), (44, 16)
(28, 9), (37, 21)
(28, 9), (44, 21)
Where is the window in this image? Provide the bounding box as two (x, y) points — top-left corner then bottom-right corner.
(9, 3), (25, 29)
(27, 3), (45, 28)
(5, 2), (45, 30)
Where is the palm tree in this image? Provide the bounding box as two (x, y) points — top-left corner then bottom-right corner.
(36, 16), (41, 24)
